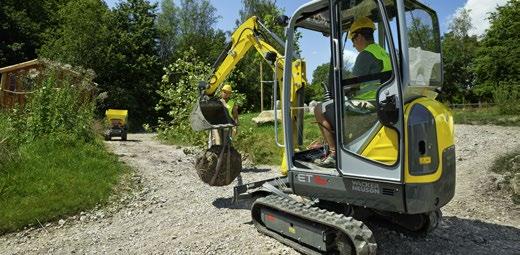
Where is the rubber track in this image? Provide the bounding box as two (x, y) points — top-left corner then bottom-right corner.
(252, 195), (377, 255)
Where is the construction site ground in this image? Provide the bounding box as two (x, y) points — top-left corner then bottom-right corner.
(1, 124), (519, 254)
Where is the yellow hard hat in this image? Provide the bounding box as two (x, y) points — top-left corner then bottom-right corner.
(222, 84), (232, 93)
(348, 17), (376, 39)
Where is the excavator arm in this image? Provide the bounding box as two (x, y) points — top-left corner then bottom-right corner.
(201, 16), (307, 104)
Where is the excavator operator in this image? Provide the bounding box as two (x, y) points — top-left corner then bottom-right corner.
(314, 17), (392, 168)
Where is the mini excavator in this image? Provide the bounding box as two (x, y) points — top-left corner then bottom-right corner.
(191, 0), (456, 254)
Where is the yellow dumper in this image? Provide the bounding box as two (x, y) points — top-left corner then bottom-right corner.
(104, 109), (128, 141)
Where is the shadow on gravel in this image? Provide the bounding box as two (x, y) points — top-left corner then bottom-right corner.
(121, 139), (142, 143)
(241, 168), (271, 173)
(212, 197), (255, 210)
(372, 216), (520, 254)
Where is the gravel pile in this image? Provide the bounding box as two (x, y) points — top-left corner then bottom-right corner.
(1, 125), (519, 254)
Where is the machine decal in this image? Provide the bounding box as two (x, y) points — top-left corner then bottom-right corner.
(352, 180), (380, 194)
(419, 156), (432, 165)
(296, 174), (328, 186)
(313, 176), (328, 186)
(296, 173), (313, 183)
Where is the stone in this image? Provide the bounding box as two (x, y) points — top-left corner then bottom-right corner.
(251, 110), (281, 125)
(58, 219), (66, 226)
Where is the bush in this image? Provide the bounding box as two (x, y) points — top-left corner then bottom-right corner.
(155, 48), (210, 146)
(493, 81), (520, 115)
(7, 61), (96, 144)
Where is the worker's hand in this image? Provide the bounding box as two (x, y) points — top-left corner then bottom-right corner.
(232, 127), (238, 137)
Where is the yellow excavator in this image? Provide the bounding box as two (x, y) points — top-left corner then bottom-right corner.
(191, 0), (455, 254)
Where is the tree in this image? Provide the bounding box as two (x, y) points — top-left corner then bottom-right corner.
(440, 8), (479, 103)
(103, 0), (162, 128)
(0, 0), (70, 66)
(157, 0), (179, 62)
(39, 0), (112, 71)
(305, 63), (330, 103)
(473, 0), (520, 102)
(157, 0), (226, 64)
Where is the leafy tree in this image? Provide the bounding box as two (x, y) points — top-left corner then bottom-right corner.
(100, 0), (162, 128)
(0, 0), (70, 66)
(305, 63), (329, 103)
(440, 8), (479, 103)
(39, 0), (112, 72)
(474, 0), (520, 102)
(157, 0), (179, 62)
(157, 0), (226, 64)
(156, 48), (210, 145)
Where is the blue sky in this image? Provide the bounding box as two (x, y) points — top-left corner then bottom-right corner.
(104, 0), (503, 80)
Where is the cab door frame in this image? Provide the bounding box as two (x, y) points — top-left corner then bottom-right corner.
(331, 0), (406, 182)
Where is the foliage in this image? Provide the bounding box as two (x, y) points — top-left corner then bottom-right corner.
(0, 134), (126, 234)
(440, 9), (479, 103)
(39, 0), (112, 77)
(493, 81), (520, 115)
(0, 0), (70, 67)
(156, 48), (210, 146)
(157, 0), (226, 64)
(6, 61), (96, 144)
(473, 0), (520, 102)
(305, 63), (330, 103)
(452, 107), (520, 126)
(101, 0), (162, 129)
(0, 61), (126, 234)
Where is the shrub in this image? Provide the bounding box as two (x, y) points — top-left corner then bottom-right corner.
(493, 81), (520, 115)
(7, 61), (97, 144)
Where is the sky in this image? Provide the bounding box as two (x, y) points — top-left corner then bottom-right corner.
(104, 0), (507, 81)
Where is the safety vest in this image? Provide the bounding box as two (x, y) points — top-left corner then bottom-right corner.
(355, 43), (392, 100)
(225, 99), (235, 118)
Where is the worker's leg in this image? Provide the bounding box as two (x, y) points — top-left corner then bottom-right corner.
(314, 101), (336, 168)
(314, 102), (336, 155)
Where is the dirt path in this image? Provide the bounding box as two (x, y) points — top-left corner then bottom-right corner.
(1, 125), (520, 254)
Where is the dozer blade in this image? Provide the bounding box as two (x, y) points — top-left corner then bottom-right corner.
(190, 97), (236, 131)
(252, 195), (377, 255)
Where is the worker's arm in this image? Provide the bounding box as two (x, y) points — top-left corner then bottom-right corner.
(232, 105), (239, 136)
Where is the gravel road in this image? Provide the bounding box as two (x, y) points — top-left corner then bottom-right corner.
(1, 124), (519, 254)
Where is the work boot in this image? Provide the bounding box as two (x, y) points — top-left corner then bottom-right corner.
(316, 154), (336, 168)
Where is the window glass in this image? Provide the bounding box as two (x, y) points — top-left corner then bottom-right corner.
(339, 0), (398, 165)
(405, 2), (442, 87)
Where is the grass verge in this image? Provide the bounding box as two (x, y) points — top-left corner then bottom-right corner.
(0, 134), (128, 234)
(490, 149), (520, 204)
(452, 107), (520, 126)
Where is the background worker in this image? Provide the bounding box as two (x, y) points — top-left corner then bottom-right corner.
(314, 17), (391, 168)
(211, 84), (239, 145)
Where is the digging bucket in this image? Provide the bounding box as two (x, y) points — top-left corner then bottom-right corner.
(190, 97), (236, 131)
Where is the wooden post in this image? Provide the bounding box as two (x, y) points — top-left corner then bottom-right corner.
(260, 62), (264, 112)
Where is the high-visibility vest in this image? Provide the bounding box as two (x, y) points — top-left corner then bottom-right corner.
(355, 43), (392, 100)
(225, 99), (235, 118)
(364, 43), (392, 72)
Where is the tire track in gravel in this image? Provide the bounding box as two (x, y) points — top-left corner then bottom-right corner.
(1, 125), (519, 254)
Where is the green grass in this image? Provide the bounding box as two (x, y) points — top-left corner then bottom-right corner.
(233, 112), (322, 165)
(0, 134), (128, 234)
(452, 107), (520, 126)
